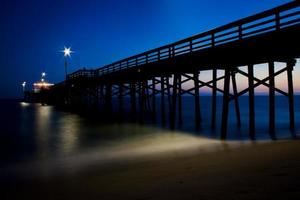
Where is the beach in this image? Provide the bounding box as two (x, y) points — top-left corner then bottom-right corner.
(1, 99), (300, 200)
(2, 139), (300, 200)
(2, 0), (300, 199)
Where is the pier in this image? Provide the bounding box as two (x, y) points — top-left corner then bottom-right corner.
(46, 1), (300, 140)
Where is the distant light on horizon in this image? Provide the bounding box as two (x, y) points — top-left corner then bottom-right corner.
(33, 82), (54, 87)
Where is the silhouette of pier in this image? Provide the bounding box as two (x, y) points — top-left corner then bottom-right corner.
(47, 1), (300, 140)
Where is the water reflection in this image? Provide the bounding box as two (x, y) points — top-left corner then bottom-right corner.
(1, 124), (259, 179)
(33, 104), (81, 157)
(57, 115), (79, 155)
(1, 97), (299, 179)
(20, 102), (30, 107)
(35, 105), (52, 159)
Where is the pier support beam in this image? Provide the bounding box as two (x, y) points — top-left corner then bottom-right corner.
(104, 84), (112, 115)
(269, 62), (276, 139)
(99, 85), (104, 112)
(170, 74), (178, 129)
(161, 76), (166, 126)
(231, 70), (241, 128)
(221, 69), (230, 140)
(130, 82), (136, 121)
(139, 81), (146, 124)
(194, 71), (201, 130)
(119, 83), (124, 120)
(211, 69), (217, 128)
(94, 86), (100, 111)
(178, 75), (183, 125)
(145, 81), (151, 112)
(152, 78), (156, 122)
(248, 64), (255, 140)
(287, 60), (295, 132)
(166, 77), (172, 119)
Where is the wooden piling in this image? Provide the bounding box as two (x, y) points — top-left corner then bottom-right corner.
(145, 81), (151, 111)
(152, 78), (156, 122)
(178, 75), (183, 125)
(221, 69), (230, 140)
(161, 76), (166, 126)
(231, 70), (241, 128)
(248, 64), (255, 140)
(139, 81), (146, 124)
(287, 60), (295, 132)
(211, 69), (217, 128)
(194, 71), (201, 130)
(105, 84), (112, 114)
(119, 83), (124, 119)
(100, 85), (104, 111)
(166, 76), (172, 118)
(170, 74), (178, 129)
(268, 62), (276, 139)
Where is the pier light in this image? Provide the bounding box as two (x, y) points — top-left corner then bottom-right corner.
(22, 81), (26, 92)
(41, 72), (46, 82)
(62, 46), (73, 80)
(63, 47), (72, 57)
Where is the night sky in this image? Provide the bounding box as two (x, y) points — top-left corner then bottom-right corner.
(0, 0), (292, 98)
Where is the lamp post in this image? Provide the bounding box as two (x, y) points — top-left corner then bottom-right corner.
(41, 72), (46, 82)
(62, 47), (73, 80)
(22, 81), (26, 92)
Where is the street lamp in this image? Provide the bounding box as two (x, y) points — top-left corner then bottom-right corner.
(41, 72), (46, 82)
(62, 47), (73, 80)
(22, 81), (26, 92)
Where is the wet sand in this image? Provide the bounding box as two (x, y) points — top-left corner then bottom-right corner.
(2, 139), (300, 200)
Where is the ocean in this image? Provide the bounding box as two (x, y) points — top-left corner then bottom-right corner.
(0, 96), (299, 175)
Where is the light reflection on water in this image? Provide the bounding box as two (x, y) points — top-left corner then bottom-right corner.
(1, 125), (251, 179)
(57, 115), (80, 155)
(1, 96), (299, 179)
(35, 105), (52, 158)
(31, 104), (82, 158)
(8, 102), (228, 162)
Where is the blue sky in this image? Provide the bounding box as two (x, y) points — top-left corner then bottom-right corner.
(0, 0), (293, 98)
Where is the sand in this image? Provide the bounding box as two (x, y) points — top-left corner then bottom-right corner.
(2, 139), (300, 200)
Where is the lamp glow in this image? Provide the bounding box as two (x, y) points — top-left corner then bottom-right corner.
(63, 47), (73, 57)
(22, 81), (26, 92)
(61, 46), (74, 80)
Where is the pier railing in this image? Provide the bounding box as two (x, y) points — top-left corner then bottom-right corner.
(67, 69), (96, 80)
(68, 1), (300, 80)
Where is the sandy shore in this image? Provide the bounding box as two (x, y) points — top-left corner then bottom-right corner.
(2, 139), (300, 200)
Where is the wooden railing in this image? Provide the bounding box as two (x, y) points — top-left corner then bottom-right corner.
(68, 1), (300, 80)
(67, 69), (96, 80)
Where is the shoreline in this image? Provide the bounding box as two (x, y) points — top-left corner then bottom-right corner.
(2, 139), (300, 199)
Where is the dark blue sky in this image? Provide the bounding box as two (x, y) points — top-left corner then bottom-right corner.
(0, 0), (291, 98)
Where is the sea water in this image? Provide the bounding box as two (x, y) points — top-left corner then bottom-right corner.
(0, 96), (299, 178)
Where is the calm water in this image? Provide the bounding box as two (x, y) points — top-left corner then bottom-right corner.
(0, 96), (299, 176)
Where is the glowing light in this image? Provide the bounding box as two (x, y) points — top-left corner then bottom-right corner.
(41, 78), (44, 82)
(63, 47), (73, 57)
(42, 72), (46, 77)
(22, 82), (26, 87)
(33, 82), (54, 87)
(20, 102), (29, 107)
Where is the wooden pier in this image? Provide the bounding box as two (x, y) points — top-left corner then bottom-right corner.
(46, 1), (300, 140)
